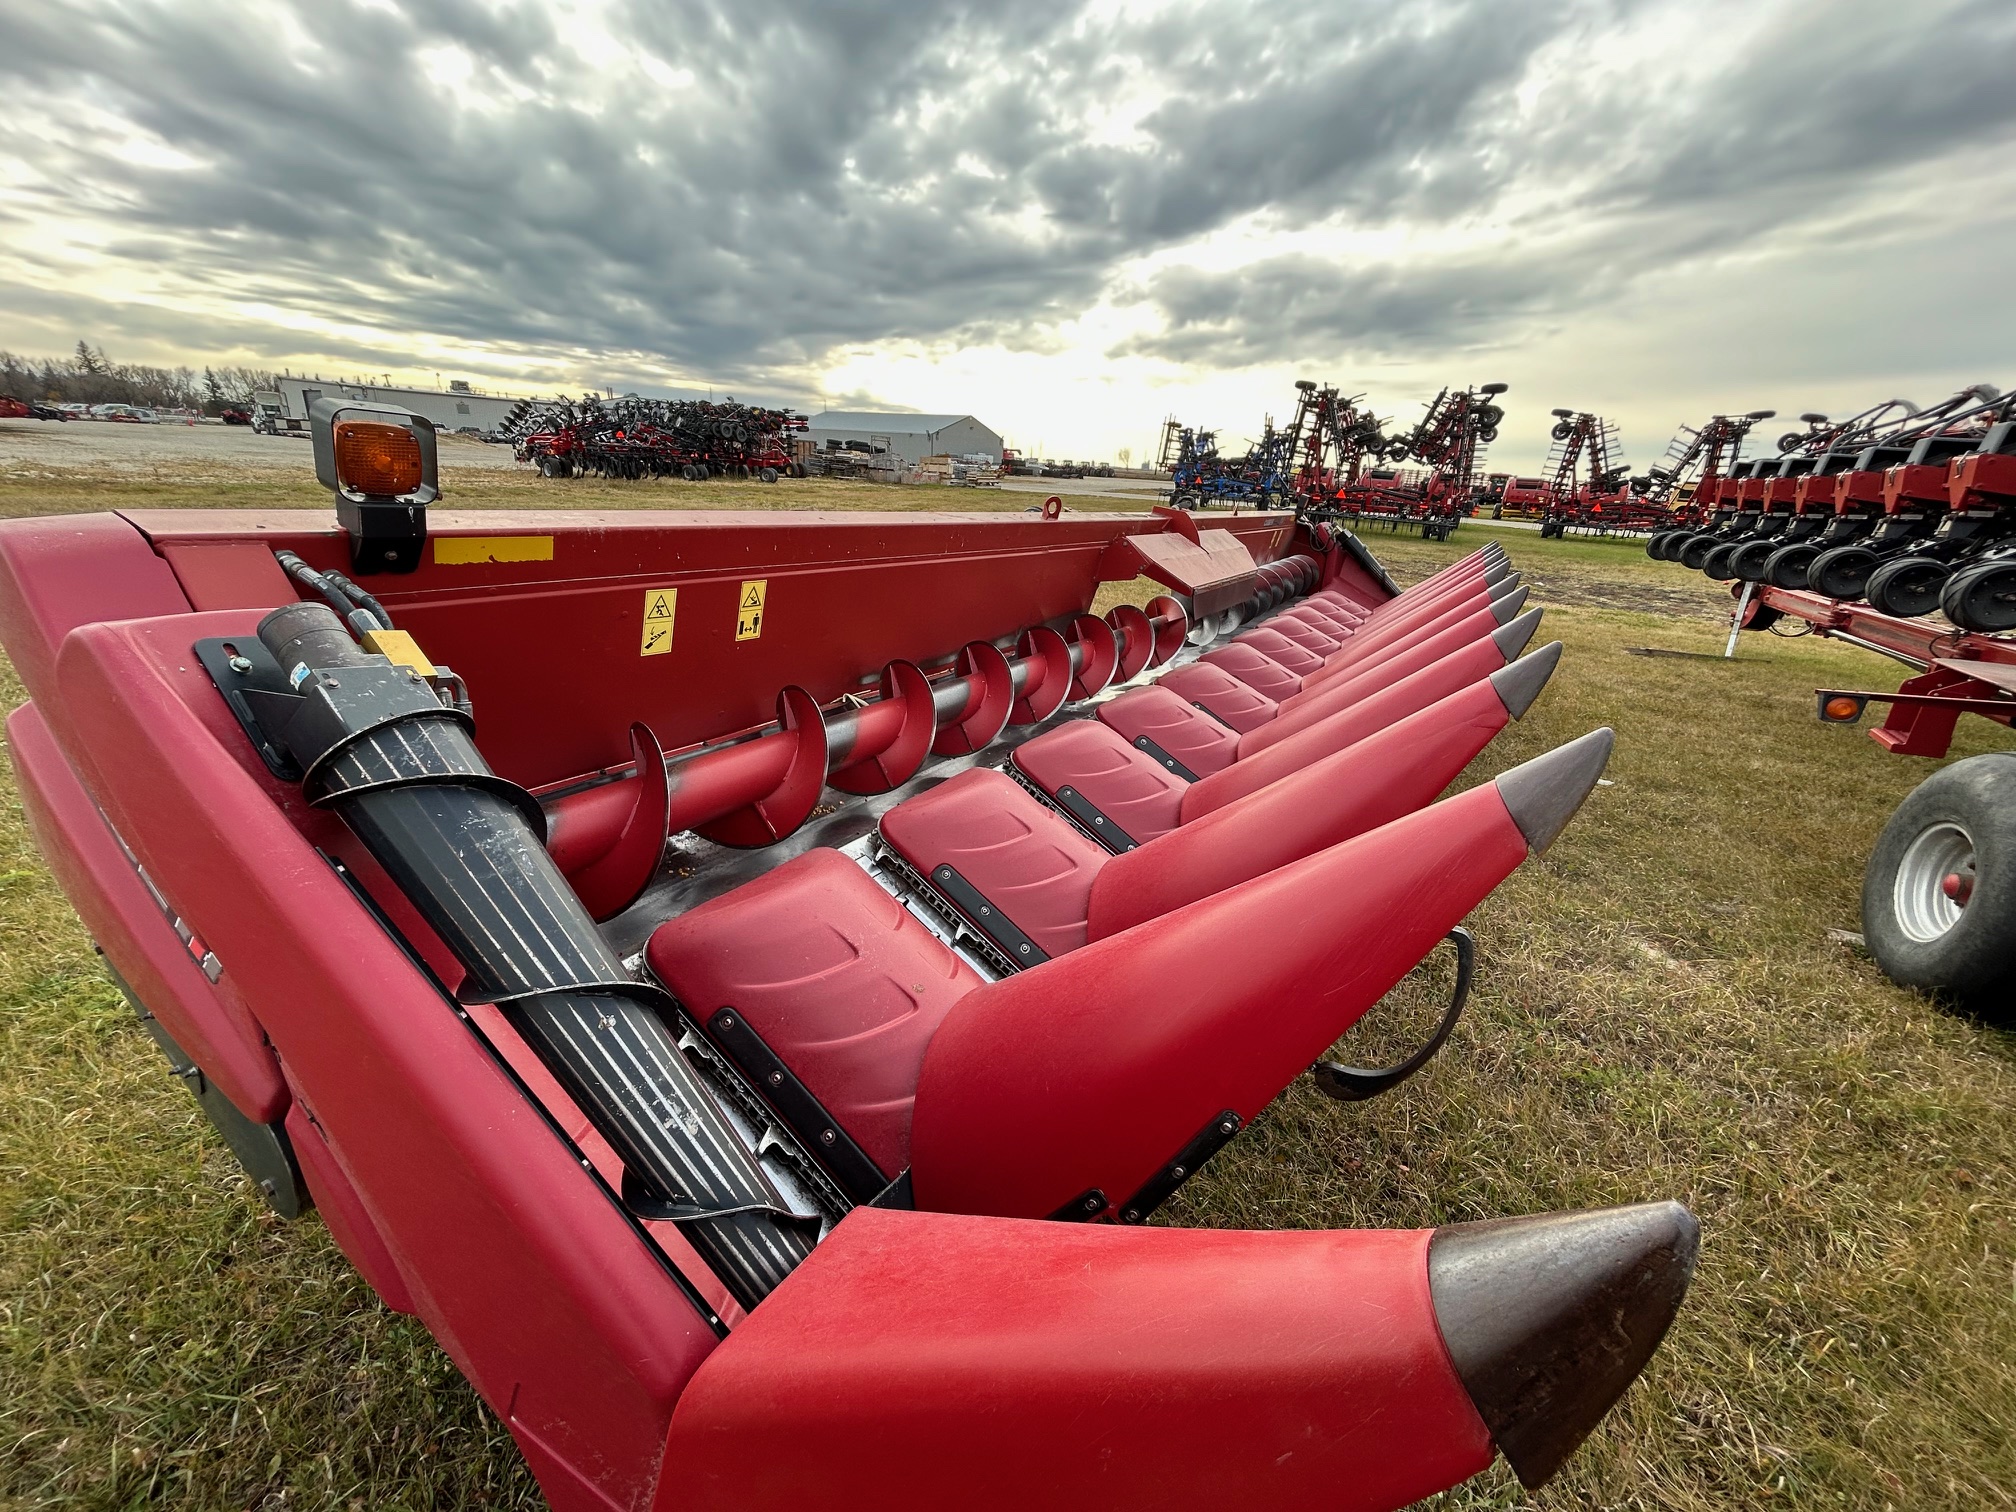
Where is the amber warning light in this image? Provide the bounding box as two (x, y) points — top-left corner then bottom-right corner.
(333, 420), (425, 498)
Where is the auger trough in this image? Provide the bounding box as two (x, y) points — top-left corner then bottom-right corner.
(0, 395), (1700, 1510)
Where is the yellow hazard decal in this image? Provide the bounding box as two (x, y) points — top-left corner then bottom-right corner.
(640, 587), (677, 657)
(735, 579), (767, 642)
(433, 535), (555, 565)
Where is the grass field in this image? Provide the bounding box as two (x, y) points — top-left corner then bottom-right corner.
(1, 457), (2012, 1510)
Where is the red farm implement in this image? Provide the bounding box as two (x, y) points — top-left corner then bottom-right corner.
(1530, 410), (1654, 538)
(0, 394), (1700, 1511)
(1296, 381), (1507, 541)
(1640, 409), (1776, 549)
(504, 394), (809, 482)
(1281, 379), (1388, 507)
(1652, 385), (2016, 629)
(1709, 583), (2016, 1018)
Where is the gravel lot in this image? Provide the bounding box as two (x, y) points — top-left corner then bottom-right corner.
(0, 417), (523, 472)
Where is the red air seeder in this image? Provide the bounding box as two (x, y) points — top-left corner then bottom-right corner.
(0, 395), (1698, 1511)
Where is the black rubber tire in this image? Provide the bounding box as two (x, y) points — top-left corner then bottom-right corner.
(1940, 559), (2016, 632)
(1678, 534), (1722, 571)
(1729, 539), (1779, 581)
(1477, 425), (1499, 444)
(1650, 529), (1688, 560)
(759, 466), (778, 484)
(1701, 542), (1742, 581)
(1551, 421), (1574, 441)
(1862, 754), (2016, 1021)
(1807, 544), (1881, 601)
(1764, 542), (1821, 588)
(1863, 556), (1952, 620)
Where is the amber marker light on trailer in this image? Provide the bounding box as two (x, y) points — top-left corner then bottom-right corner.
(308, 397), (440, 575)
(1819, 694), (1867, 723)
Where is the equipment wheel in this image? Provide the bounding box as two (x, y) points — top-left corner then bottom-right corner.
(1940, 559), (2016, 632)
(1678, 534), (1722, 571)
(1551, 421), (1574, 441)
(1807, 545), (1882, 601)
(1477, 425), (1499, 443)
(539, 457), (565, 478)
(1764, 542), (1821, 588)
(759, 466), (779, 483)
(1701, 543), (1742, 581)
(1863, 556), (1952, 620)
(1728, 539), (1779, 581)
(1646, 529), (1680, 560)
(1862, 754), (2016, 1021)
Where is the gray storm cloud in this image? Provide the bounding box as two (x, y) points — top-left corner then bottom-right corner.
(0, 0), (2012, 417)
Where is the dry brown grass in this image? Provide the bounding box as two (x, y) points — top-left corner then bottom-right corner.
(1, 459), (2012, 1509)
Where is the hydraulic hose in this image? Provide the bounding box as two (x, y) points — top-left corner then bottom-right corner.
(257, 601), (815, 1309)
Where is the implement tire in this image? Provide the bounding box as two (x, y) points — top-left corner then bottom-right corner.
(1863, 755), (2016, 1022)
(1863, 556), (1951, 620)
(1807, 544), (1881, 601)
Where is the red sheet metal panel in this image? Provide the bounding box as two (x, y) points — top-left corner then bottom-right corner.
(0, 513), (188, 716)
(154, 541), (296, 611)
(109, 509), (1300, 789)
(7, 702), (288, 1120)
(647, 847), (982, 1178)
(52, 609), (724, 1506)
(908, 780), (1531, 1220)
(1100, 527), (1261, 617)
(663, 1209), (1491, 1512)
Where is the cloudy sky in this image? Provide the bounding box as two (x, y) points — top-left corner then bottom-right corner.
(3, 0), (2013, 471)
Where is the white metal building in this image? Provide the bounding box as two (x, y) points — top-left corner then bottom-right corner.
(805, 411), (1002, 467)
(273, 377), (538, 434)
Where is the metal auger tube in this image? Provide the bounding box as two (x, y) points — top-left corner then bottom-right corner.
(257, 602), (815, 1310)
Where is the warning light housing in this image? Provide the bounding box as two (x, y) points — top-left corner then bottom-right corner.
(308, 397), (439, 576)
(1818, 694), (1867, 724)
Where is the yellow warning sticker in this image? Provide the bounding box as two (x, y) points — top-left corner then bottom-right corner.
(434, 535), (556, 565)
(640, 587), (677, 657)
(735, 579), (767, 642)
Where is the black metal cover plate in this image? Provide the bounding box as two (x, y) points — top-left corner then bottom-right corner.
(930, 863), (1050, 967)
(194, 636), (303, 780)
(1131, 735), (1199, 782)
(1052, 785), (1138, 853)
(707, 1006), (889, 1204)
(1118, 1109), (1242, 1224)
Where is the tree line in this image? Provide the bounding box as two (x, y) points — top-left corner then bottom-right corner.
(1, 341), (278, 414)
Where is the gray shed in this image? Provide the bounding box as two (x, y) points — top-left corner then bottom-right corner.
(804, 411), (1003, 467)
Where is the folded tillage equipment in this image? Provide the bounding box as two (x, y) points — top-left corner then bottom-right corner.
(0, 397), (1698, 1510)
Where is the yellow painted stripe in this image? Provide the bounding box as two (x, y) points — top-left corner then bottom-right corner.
(433, 535), (555, 565)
